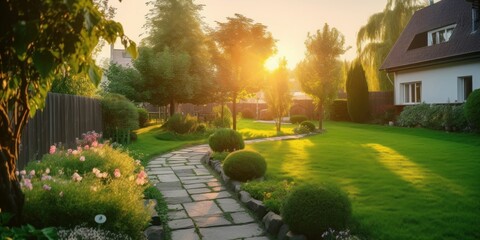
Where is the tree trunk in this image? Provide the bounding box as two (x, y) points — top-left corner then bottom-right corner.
(169, 99), (176, 116)
(276, 117), (282, 132)
(232, 92), (237, 130)
(318, 103), (323, 131)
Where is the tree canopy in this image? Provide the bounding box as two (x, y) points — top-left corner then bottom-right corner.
(264, 58), (292, 132)
(103, 63), (143, 102)
(0, 0), (136, 225)
(296, 23), (349, 130)
(213, 14), (276, 130)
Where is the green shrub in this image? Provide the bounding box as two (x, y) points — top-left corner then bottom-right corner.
(242, 180), (295, 214)
(211, 151), (230, 162)
(102, 93), (139, 131)
(212, 105), (232, 128)
(163, 113), (198, 134)
(223, 150), (267, 182)
(195, 123), (207, 133)
(22, 144), (150, 238)
(452, 104), (468, 131)
(213, 116), (231, 128)
(398, 103), (431, 128)
(137, 108), (149, 128)
(300, 120), (316, 132)
(208, 128), (244, 152)
(282, 183), (352, 239)
(398, 103), (469, 131)
(346, 62), (369, 123)
(241, 109), (255, 119)
(293, 125), (310, 134)
(465, 89), (480, 129)
(290, 115), (308, 124)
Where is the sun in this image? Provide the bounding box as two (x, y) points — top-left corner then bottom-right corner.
(264, 55), (279, 72)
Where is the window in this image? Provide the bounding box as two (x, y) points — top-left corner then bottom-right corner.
(402, 82), (422, 104)
(473, 8), (480, 32)
(458, 76), (473, 102)
(428, 24), (456, 46)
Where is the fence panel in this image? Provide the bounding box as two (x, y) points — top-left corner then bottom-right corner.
(17, 93), (102, 169)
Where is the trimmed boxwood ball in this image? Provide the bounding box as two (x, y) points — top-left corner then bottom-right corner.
(465, 89), (480, 129)
(282, 183), (352, 239)
(209, 128), (244, 152)
(223, 150), (267, 182)
(300, 120), (316, 132)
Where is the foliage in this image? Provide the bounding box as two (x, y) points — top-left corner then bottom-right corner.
(223, 150), (267, 182)
(195, 123), (207, 133)
(464, 89), (480, 130)
(212, 105), (232, 128)
(240, 109), (255, 119)
(101, 93), (139, 132)
(0, 212), (57, 240)
(282, 183), (352, 239)
(143, 185), (170, 239)
(357, 0), (424, 90)
(103, 63), (143, 102)
(242, 180), (295, 214)
(264, 58), (292, 132)
(212, 13), (276, 130)
(300, 121), (316, 132)
(162, 113), (198, 134)
(138, 108), (149, 128)
(293, 125), (311, 134)
(22, 143), (150, 238)
(140, 0), (215, 114)
(51, 73), (97, 97)
(208, 128), (245, 152)
(0, 0), (136, 224)
(290, 115), (308, 124)
(211, 151), (230, 163)
(398, 103), (468, 131)
(346, 61), (370, 123)
(296, 23), (349, 130)
(155, 130), (212, 142)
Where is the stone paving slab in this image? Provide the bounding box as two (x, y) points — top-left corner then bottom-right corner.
(199, 223), (264, 240)
(168, 210), (188, 220)
(169, 218), (195, 230)
(183, 183), (207, 189)
(193, 214), (232, 227)
(217, 198), (244, 212)
(186, 188), (212, 194)
(231, 211), (255, 224)
(183, 200), (223, 217)
(191, 191), (231, 201)
(171, 228), (199, 240)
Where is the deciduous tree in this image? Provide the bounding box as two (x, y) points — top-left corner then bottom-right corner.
(296, 23), (349, 130)
(0, 0), (135, 225)
(264, 58), (292, 132)
(103, 63), (143, 102)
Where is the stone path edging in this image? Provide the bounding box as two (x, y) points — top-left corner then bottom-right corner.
(145, 133), (312, 240)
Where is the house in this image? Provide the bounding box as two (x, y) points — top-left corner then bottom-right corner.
(110, 44), (133, 67)
(380, 0), (480, 106)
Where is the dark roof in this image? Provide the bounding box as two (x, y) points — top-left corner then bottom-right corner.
(381, 0), (480, 72)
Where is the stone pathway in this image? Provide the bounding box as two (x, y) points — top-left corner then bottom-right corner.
(146, 134), (308, 240)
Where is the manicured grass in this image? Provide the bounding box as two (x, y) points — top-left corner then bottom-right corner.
(245, 121), (480, 240)
(237, 119), (295, 138)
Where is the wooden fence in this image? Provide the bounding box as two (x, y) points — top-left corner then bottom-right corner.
(18, 93), (103, 169)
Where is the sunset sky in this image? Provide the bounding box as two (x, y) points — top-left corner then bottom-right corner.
(99, 0), (393, 69)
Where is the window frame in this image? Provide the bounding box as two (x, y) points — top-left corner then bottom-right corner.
(402, 82), (422, 104)
(427, 24), (456, 46)
(458, 76), (473, 102)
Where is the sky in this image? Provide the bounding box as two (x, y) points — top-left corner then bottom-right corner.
(98, 0), (388, 69)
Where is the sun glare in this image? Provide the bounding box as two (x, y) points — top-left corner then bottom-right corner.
(264, 55), (279, 72)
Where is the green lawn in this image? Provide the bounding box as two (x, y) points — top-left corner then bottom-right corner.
(245, 121), (480, 240)
(237, 119), (295, 138)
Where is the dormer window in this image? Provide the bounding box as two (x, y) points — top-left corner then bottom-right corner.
(428, 24), (456, 46)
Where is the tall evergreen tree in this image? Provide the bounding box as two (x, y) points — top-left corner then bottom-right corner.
(346, 61), (370, 123)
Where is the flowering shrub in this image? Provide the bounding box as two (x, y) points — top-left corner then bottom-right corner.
(322, 228), (359, 240)
(58, 225), (132, 240)
(21, 141), (150, 238)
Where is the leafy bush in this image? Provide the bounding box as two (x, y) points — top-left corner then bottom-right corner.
(213, 117), (231, 128)
(22, 143), (150, 238)
(102, 93), (139, 131)
(465, 89), (480, 129)
(346, 62), (369, 123)
(213, 105), (232, 128)
(208, 128), (244, 152)
(282, 183), (352, 239)
(452, 104), (468, 131)
(293, 125), (311, 134)
(242, 180), (295, 214)
(223, 150), (267, 182)
(211, 151), (230, 162)
(0, 213), (57, 240)
(241, 109), (255, 119)
(163, 113), (198, 134)
(300, 120), (316, 132)
(195, 123), (207, 133)
(137, 108), (149, 128)
(290, 115), (308, 124)
(398, 103), (469, 131)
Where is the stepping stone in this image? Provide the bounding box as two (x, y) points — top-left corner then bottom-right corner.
(172, 166), (196, 170)
(231, 212), (255, 224)
(183, 183), (207, 189)
(169, 218), (194, 230)
(168, 204), (183, 211)
(168, 210), (188, 220)
(217, 198), (244, 212)
(193, 169), (210, 175)
(158, 174), (179, 183)
(191, 191), (231, 201)
(156, 181), (182, 191)
(149, 169), (174, 175)
(183, 200), (223, 217)
(165, 196), (193, 204)
(168, 163), (186, 167)
(161, 189), (189, 198)
(187, 188), (212, 194)
(211, 186), (226, 192)
(193, 214), (232, 227)
(207, 181), (222, 187)
(199, 223), (264, 240)
(179, 176), (213, 180)
(182, 178), (217, 185)
(171, 228), (200, 240)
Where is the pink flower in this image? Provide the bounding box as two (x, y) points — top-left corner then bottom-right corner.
(136, 177), (147, 186)
(84, 145), (90, 150)
(72, 172), (83, 182)
(77, 146), (82, 152)
(23, 179), (32, 190)
(91, 141), (98, 148)
(43, 184), (52, 191)
(29, 170), (35, 177)
(98, 143), (104, 148)
(67, 149), (73, 154)
(135, 170), (148, 185)
(20, 170), (26, 176)
(41, 175), (52, 181)
(49, 145), (56, 154)
(137, 170), (147, 179)
(114, 169), (121, 178)
(72, 150), (79, 155)
(79, 156), (85, 162)
(92, 168), (100, 175)
(15, 171), (19, 176)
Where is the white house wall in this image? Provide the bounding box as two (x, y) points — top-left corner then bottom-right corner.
(394, 61), (480, 105)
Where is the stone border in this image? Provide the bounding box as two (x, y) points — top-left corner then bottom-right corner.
(203, 157), (307, 240)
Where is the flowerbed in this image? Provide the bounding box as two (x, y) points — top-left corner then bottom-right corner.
(20, 132), (151, 239)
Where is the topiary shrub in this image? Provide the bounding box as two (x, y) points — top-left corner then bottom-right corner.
(163, 113), (198, 134)
(464, 89), (480, 130)
(346, 61), (369, 123)
(293, 125), (310, 134)
(223, 150), (267, 182)
(290, 115), (308, 124)
(300, 120), (316, 132)
(208, 128), (244, 152)
(101, 94), (139, 144)
(282, 183), (352, 239)
(137, 108), (149, 128)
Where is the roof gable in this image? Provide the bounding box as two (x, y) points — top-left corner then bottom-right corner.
(381, 0), (480, 72)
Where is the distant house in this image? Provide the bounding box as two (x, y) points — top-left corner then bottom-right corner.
(381, 0), (480, 105)
(110, 44), (133, 67)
